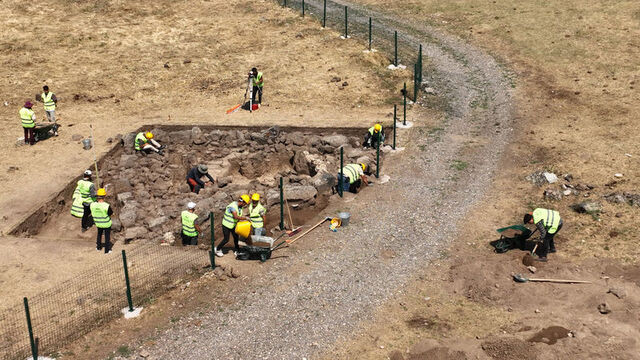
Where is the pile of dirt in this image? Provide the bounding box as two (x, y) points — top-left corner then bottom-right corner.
(481, 338), (537, 360)
(527, 326), (570, 345)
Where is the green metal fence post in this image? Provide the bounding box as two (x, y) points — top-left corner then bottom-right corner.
(394, 31), (398, 66)
(376, 133), (380, 178)
(393, 104), (397, 150)
(403, 82), (407, 126)
(344, 6), (348, 38)
(414, 63), (418, 101)
(302, 0), (305, 17)
(339, 147), (344, 198)
(279, 177), (284, 230)
(418, 44), (423, 83)
(209, 212), (215, 269)
(322, 0), (327, 28)
(283, 0), (286, 7)
(122, 250), (134, 312)
(368, 17), (372, 51)
(24, 297), (38, 360)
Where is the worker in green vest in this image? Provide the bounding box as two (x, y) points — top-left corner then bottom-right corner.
(363, 123), (385, 148)
(20, 101), (36, 146)
(524, 208), (563, 262)
(90, 188), (113, 254)
(134, 131), (165, 155)
(215, 194), (250, 257)
(181, 202), (202, 246)
(41, 85), (57, 123)
(72, 170), (97, 231)
(250, 67), (263, 104)
(338, 163), (369, 194)
(249, 193), (267, 236)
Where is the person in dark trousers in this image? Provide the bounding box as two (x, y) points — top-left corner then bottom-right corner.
(19, 101), (36, 145)
(181, 202), (201, 246)
(337, 163), (369, 194)
(90, 188), (113, 254)
(72, 170), (97, 231)
(363, 123), (385, 148)
(250, 67), (263, 104)
(215, 195), (250, 257)
(40, 85), (57, 123)
(524, 208), (563, 262)
(186, 164), (215, 194)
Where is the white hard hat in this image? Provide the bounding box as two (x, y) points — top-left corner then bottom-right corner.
(84, 170), (92, 176)
(187, 202), (196, 209)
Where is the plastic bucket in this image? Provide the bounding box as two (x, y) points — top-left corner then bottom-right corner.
(235, 220), (251, 238)
(82, 138), (92, 150)
(338, 212), (351, 227)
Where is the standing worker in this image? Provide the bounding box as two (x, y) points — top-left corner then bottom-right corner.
(185, 164), (215, 194)
(215, 194), (250, 257)
(20, 101), (36, 146)
(72, 170), (97, 231)
(181, 202), (201, 246)
(90, 188), (113, 254)
(134, 131), (165, 155)
(250, 67), (263, 104)
(337, 163), (369, 194)
(524, 208), (563, 262)
(41, 85), (57, 123)
(248, 193), (267, 236)
(363, 123), (385, 148)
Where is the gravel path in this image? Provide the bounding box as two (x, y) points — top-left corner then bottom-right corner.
(133, 1), (516, 359)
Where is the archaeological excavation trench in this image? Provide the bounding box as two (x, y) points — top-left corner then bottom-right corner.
(10, 125), (382, 248)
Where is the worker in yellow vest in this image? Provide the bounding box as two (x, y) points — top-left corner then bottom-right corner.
(72, 170), (97, 231)
(181, 202), (202, 246)
(90, 188), (113, 254)
(249, 193), (267, 236)
(363, 123), (385, 148)
(134, 131), (165, 155)
(250, 67), (264, 104)
(41, 85), (57, 123)
(215, 194), (250, 257)
(20, 101), (36, 146)
(524, 208), (563, 262)
(337, 163), (369, 194)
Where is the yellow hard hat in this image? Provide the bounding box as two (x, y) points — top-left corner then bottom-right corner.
(97, 188), (107, 196)
(145, 131), (154, 139)
(374, 124), (382, 132)
(361, 163), (366, 171)
(251, 193), (260, 201)
(240, 194), (251, 204)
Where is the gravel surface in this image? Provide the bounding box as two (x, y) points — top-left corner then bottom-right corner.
(133, 1), (515, 358)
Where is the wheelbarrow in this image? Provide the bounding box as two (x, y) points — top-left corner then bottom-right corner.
(491, 224), (533, 253)
(34, 122), (59, 142)
(235, 234), (288, 263)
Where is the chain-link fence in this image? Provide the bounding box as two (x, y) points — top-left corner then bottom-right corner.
(0, 244), (209, 360)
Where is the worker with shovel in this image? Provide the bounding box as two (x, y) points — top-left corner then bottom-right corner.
(186, 164), (215, 194)
(248, 193), (267, 236)
(134, 131), (165, 155)
(524, 208), (563, 262)
(363, 123), (385, 148)
(215, 194), (250, 257)
(250, 67), (263, 104)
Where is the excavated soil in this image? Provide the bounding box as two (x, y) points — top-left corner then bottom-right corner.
(527, 326), (570, 345)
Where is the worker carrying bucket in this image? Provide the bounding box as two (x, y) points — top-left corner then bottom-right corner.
(215, 194), (250, 257)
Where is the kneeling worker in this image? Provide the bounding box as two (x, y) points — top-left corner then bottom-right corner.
(90, 188), (113, 254)
(249, 193), (267, 236)
(524, 208), (563, 262)
(215, 194), (250, 257)
(134, 131), (164, 155)
(186, 164), (215, 194)
(363, 123), (385, 148)
(338, 163), (369, 194)
(181, 202), (201, 246)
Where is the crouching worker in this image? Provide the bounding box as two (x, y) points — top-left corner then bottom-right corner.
(363, 123), (385, 148)
(186, 164), (215, 194)
(134, 131), (165, 155)
(90, 188), (113, 254)
(215, 195), (250, 257)
(337, 163), (369, 194)
(524, 208), (563, 262)
(181, 202), (201, 246)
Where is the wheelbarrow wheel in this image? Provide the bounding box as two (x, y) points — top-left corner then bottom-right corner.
(259, 253), (268, 262)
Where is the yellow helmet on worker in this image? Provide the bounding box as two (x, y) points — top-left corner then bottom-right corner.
(240, 194), (251, 204)
(145, 131), (154, 139)
(97, 188), (107, 196)
(251, 193), (260, 201)
(374, 124), (382, 133)
(361, 163), (366, 171)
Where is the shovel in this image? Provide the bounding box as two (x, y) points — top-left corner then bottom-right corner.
(513, 274), (591, 284)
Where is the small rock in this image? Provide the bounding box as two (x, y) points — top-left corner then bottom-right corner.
(535, 309), (541, 313)
(164, 63), (170, 68)
(330, 76), (341, 83)
(140, 350), (150, 358)
(563, 173), (574, 182)
(71, 134), (83, 141)
(608, 287), (627, 299)
(563, 189), (572, 196)
(7, 166), (19, 172)
(527, 266), (537, 273)
(614, 173), (623, 178)
(543, 172), (558, 184)
(571, 201), (602, 214)
(183, 59), (192, 64)
(615, 213), (623, 218)
(597, 303), (611, 314)
(163, 232), (175, 245)
(543, 188), (563, 201)
(424, 87), (436, 95)
(217, 176), (233, 187)
(148, 216), (168, 229)
(106, 137), (113, 143)
(342, 81), (349, 87)
(124, 226), (147, 240)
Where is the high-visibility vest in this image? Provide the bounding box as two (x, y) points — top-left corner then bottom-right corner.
(253, 72), (263, 88)
(134, 132), (148, 151)
(181, 210), (199, 237)
(90, 201), (112, 228)
(248, 202), (266, 229)
(75, 179), (94, 205)
(368, 126), (382, 135)
(341, 164), (361, 184)
(222, 201), (240, 229)
(70, 195), (85, 218)
(20, 107), (35, 128)
(42, 92), (55, 111)
(533, 208), (561, 234)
